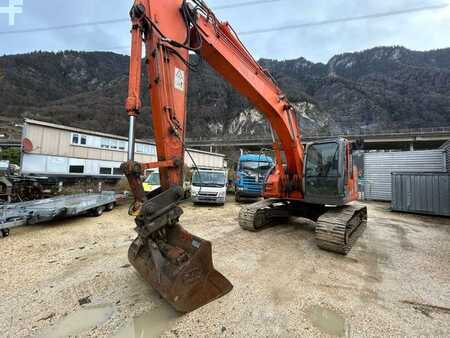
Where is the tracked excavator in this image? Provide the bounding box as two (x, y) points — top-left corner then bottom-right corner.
(121, 0), (367, 313)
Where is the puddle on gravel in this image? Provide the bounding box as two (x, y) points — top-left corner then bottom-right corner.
(306, 305), (348, 337)
(39, 304), (114, 338)
(113, 302), (180, 338)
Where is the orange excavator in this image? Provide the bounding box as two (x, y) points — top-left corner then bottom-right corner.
(121, 0), (367, 313)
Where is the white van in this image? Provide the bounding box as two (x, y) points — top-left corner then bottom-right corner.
(143, 169), (160, 193)
(143, 169), (191, 198)
(191, 168), (227, 205)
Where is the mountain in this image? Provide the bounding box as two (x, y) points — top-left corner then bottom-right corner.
(1, 46), (450, 140)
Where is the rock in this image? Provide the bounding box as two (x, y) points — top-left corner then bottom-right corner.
(38, 313), (55, 322)
(78, 296), (91, 306)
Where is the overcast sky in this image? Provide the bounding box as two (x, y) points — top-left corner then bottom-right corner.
(1, 0), (450, 63)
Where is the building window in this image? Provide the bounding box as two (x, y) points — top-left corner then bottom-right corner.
(101, 138), (110, 149)
(71, 133), (143, 153)
(110, 139), (118, 150)
(72, 133), (79, 144)
(69, 165), (84, 174)
(72, 133), (88, 146)
(149, 145), (156, 155)
(118, 141), (126, 151)
(136, 143), (144, 153)
(113, 167), (123, 175)
(99, 167), (112, 175)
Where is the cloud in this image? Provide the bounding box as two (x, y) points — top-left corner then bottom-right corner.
(0, 0), (449, 62)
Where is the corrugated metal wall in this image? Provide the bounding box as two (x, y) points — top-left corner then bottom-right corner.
(392, 173), (450, 216)
(363, 150), (446, 201)
(443, 141), (450, 172)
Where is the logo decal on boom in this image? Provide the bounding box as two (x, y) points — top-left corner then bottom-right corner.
(174, 68), (185, 91)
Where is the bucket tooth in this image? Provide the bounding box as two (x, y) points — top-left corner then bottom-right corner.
(128, 223), (233, 313)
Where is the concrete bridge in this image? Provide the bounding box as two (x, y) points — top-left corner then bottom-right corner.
(0, 125), (21, 149)
(0, 140), (21, 149)
(186, 127), (450, 152)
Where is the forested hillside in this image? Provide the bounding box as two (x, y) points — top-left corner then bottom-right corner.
(1, 46), (450, 139)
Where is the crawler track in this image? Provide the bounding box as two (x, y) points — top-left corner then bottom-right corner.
(315, 204), (367, 255)
(239, 200), (367, 255)
(239, 199), (289, 231)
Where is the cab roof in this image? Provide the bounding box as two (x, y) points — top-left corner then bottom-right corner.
(239, 154), (274, 163)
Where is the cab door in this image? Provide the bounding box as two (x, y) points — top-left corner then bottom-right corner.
(304, 140), (346, 205)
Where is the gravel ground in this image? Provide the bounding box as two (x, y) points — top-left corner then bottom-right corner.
(1, 197), (449, 337)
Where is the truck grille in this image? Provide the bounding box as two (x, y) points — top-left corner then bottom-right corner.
(242, 176), (265, 192)
(199, 192), (218, 197)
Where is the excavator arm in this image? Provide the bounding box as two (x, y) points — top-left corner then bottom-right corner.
(122, 0), (305, 313)
(123, 0), (304, 211)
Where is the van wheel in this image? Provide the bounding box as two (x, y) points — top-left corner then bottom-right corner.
(91, 206), (105, 217)
(105, 203), (115, 211)
(1, 228), (10, 237)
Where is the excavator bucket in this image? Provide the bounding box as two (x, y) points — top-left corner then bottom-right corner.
(128, 223), (233, 313)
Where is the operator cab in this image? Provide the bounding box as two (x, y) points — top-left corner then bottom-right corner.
(304, 138), (356, 206)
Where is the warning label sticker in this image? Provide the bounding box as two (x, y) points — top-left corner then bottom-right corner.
(174, 68), (185, 92)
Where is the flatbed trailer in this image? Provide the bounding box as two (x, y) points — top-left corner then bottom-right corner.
(0, 192), (116, 237)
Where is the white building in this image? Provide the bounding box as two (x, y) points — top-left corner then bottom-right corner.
(21, 119), (226, 179)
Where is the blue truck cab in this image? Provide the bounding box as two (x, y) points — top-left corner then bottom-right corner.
(235, 154), (274, 202)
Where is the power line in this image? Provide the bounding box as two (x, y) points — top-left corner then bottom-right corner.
(239, 3), (449, 35)
(90, 3), (450, 53)
(214, 0), (280, 10)
(0, 0), (282, 35)
(0, 18), (128, 35)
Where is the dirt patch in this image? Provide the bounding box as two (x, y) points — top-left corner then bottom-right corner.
(1, 199), (449, 337)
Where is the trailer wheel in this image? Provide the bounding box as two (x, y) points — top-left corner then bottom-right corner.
(105, 203), (115, 211)
(91, 206), (105, 217)
(1, 228), (10, 238)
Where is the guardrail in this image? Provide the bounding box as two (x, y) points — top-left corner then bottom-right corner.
(186, 127), (450, 144)
(0, 140), (21, 147)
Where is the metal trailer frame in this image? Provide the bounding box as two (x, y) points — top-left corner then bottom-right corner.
(0, 192), (116, 236)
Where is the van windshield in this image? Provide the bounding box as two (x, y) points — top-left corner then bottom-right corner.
(192, 171), (226, 188)
(144, 172), (160, 185)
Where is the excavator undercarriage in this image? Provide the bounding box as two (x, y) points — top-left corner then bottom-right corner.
(239, 200), (367, 255)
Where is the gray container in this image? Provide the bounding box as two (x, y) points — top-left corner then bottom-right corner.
(391, 173), (450, 216)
